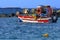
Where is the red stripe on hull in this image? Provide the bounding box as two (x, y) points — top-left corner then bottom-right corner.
(38, 20), (49, 23)
(18, 15), (34, 18)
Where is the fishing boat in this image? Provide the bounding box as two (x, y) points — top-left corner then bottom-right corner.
(17, 6), (58, 23)
(18, 15), (50, 23)
(17, 14), (58, 23)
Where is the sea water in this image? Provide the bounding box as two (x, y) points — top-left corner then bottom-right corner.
(0, 17), (60, 40)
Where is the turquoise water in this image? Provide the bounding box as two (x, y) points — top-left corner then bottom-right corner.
(0, 17), (60, 40)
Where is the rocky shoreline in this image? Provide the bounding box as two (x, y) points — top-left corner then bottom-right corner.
(0, 13), (16, 17)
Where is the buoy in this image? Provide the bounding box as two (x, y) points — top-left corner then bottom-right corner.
(42, 33), (49, 38)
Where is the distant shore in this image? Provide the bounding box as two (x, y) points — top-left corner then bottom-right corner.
(0, 12), (60, 17)
(0, 7), (60, 17)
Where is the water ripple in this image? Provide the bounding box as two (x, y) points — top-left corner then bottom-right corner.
(0, 17), (60, 40)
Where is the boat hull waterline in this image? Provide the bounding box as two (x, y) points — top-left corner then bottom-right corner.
(18, 15), (51, 23)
